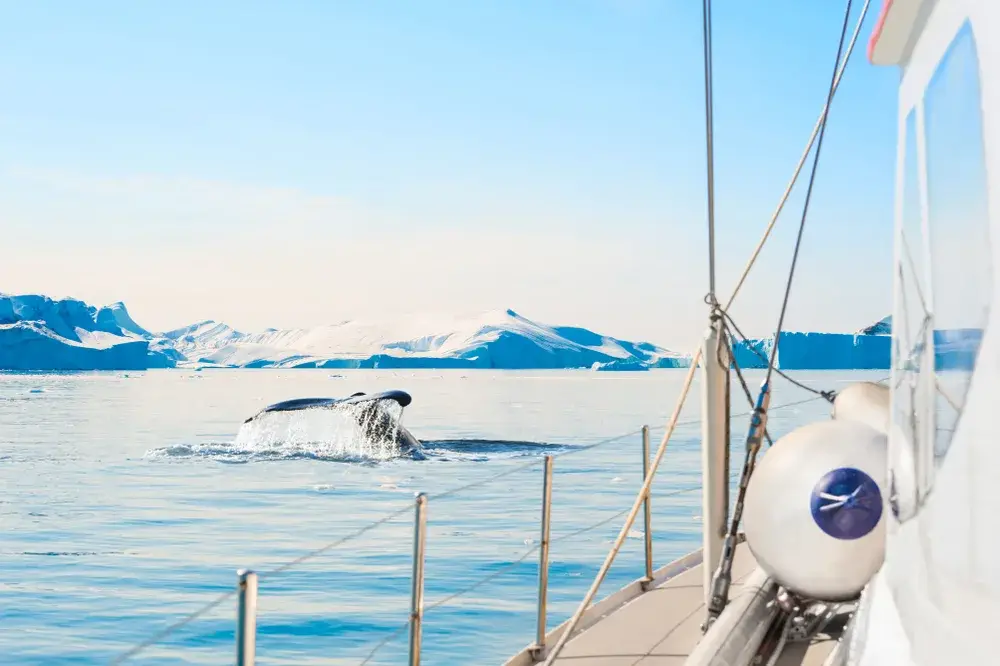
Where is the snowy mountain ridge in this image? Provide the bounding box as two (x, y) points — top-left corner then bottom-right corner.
(0, 294), (688, 370)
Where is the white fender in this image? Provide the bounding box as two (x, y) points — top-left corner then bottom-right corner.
(744, 419), (888, 601)
(832, 381), (890, 435)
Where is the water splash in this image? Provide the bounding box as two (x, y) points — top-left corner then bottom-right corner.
(145, 397), (572, 464)
(145, 400), (414, 463)
(232, 400), (408, 461)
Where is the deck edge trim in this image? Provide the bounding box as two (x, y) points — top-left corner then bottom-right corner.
(503, 547), (705, 666)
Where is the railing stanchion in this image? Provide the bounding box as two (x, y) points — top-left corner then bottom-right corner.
(530, 455), (555, 660)
(409, 493), (428, 666)
(236, 569), (258, 666)
(641, 425), (654, 590)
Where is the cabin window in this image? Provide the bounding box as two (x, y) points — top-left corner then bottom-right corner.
(891, 106), (932, 519)
(923, 21), (990, 466)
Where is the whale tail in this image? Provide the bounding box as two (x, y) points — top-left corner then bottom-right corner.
(242, 389), (423, 456)
(243, 389), (413, 423)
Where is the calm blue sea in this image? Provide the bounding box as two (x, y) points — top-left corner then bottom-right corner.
(0, 369), (880, 665)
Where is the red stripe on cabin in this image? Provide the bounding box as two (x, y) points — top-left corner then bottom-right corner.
(868, 0), (895, 63)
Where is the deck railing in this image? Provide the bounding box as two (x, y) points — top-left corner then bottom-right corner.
(108, 394), (830, 666)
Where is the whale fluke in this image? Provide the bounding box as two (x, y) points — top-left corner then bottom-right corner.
(242, 389), (422, 457)
(244, 389), (413, 423)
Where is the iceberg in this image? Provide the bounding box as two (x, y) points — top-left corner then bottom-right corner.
(591, 358), (650, 372)
(858, 315), (892, 336)
(933, 328), (982, 371)
(857, 315), (982, 371)
(1, 294), (931, 373)
(0, 294), (151, 370)
(160, 308), (690, 370)
(0, 296), (689, 371)
(96, 301), (152, 338)
(730, 316), (893, 371)
(730, 332), (891, 370)
(729, 315), (988, 371)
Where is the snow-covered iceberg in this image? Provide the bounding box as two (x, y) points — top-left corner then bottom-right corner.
(730, 315), (893, 370)
(0, 294), (151, 370)
(729, 314), (988, 371)
(591, 358), (650, 372)
(730, 332), (891, 370)
(854, 315), (981, 371)
(1, 293), (926, 373)
(0, 296), (689, 371)
(160, 308), (689, 370)
(933, 328), (982, 371)
(858, 315), (892, 336)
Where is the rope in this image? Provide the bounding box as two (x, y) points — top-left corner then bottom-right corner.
(722, 0), (873, 312)
(702, 0), (862, 630)
(702, 0), (718, 299)
(540, 359), (702, 666)
(539, 15), (887, 634)
(537, 371), (837, 664)
(765, 0), (854, 381)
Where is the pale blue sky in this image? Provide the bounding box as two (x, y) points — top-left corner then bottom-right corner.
(0, 1), (898, 348)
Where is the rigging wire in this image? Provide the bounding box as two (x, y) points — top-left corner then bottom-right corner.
(723, 0), (873, 312)
(357, 622), (410, 666)
(704, 0), (859, 630)
(261, 505), (412, 579)
(722, 310), (837, 403)
(546, 0), (875, 649)
(702, 0), (718, 300)
(715, 320), (774, 447)
(430, 428), (644, 501)
(424, 505), (634, 615)
(765, 0), (855, 382)
(538, 2), (873, 648)
(360, 487), (706, 666)
(109, 590), (237, 665)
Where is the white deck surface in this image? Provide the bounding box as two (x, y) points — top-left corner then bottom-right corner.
(536, 543), (841, 666)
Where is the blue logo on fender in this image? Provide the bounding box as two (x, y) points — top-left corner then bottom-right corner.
(810, 467), (883, 540)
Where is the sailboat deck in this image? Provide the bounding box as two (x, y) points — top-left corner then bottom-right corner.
(528, 543), (841, 666)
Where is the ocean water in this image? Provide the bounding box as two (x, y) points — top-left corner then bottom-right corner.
(0, 368), (881, 665)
